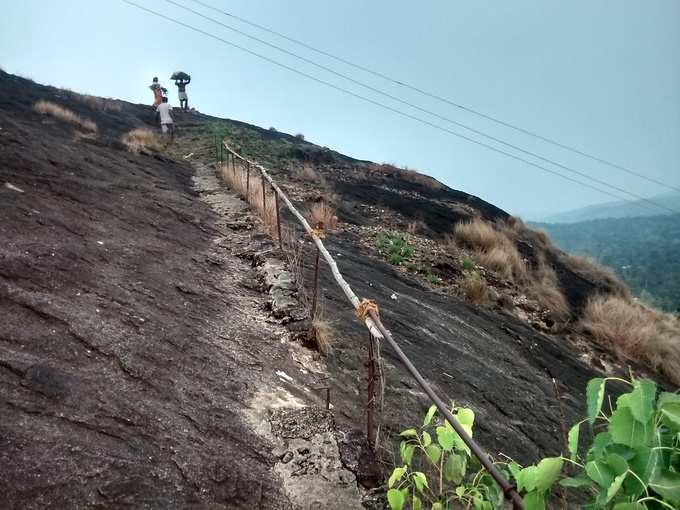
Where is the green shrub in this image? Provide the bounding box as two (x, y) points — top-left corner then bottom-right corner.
(378, 233), (414, 266)
(387, 375), (680, 509)
(427, 274), (443, 285)
(462, 257), (475, 271)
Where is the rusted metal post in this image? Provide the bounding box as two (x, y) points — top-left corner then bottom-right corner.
(231, 153), (236, 179)
(367, 332), (376, 451)
(311, 248), (320, 318)
(325, 387), (331, 410)
(273, 185), (282, 250)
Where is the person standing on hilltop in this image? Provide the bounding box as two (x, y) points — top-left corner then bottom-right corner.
(149, 77), (167, 107)
(174, 75), (190, 111)
(156, 96), (175, 142)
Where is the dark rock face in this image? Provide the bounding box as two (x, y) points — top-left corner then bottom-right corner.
(308, 234), (598, 465)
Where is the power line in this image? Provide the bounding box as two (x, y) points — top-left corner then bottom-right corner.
(122, 0), (659, 214)
(189, 0), (680, 196)
(161, 0), (678, 215)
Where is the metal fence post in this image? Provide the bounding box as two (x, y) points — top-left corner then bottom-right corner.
(261, 173), (267, 213)
(246, 162), (251, 199)
(367, 332), (376, 451)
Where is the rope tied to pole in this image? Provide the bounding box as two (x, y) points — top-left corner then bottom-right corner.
(356, 299), (379, 322)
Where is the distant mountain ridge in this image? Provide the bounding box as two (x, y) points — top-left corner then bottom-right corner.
(538, 192), (680, 224)
(533, 213), (680, 312)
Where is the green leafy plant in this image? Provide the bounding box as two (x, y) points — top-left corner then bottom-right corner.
(548, 376), (680, 510)
(427, 274), (443, 285)
(386, 376), (680, 510)
(386, 404), (509, 510)
(462, 257), (475, 271)
(378, 233), (414, 266)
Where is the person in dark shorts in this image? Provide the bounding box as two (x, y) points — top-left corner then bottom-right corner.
(175, 76), (190, 111)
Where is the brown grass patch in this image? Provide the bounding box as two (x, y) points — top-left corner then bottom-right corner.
(292, 163), (322, 183)
(33, 100), (97, 133)
(308, 202), (337, 231)
(121, 128), (162, 154)
(561, 254), (630, 298)
(526, 262), (570, 321)
(74, 93), (122, 112)
(454, 218), (526, 281)
(579, 295), (680, 384)
(220, 161), (277, 233)
(311, 317), (334, 356)
(461, 272), (489, 305)
(370, 163), (441, 190)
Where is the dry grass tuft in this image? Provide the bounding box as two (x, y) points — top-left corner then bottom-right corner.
(312, 317), (334, 356)
(461, 272), (489, 305)
(33, 100), (97, 133)
(579, 295), (680, 384)
(454, 218), (526, 281)
(76, 93), (122, 112)
(292, 163), (322, 183)
(370, 163), (441, 190)
(220, 161), (277, 233)
(122, 128), (162, 154)
(308, 202), (337, 231)
(475, 246), (526, 281)
(526, 262), (570, 321)
(454, 218), (505, 252)
(561, 254), (630, 299)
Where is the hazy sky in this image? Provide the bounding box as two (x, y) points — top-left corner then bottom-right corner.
(2, 1), (679, 218)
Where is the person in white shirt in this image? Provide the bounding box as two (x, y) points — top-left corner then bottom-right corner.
(156, 96), (174, 141)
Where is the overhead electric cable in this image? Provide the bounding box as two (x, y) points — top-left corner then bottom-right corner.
(161, 0), (678, 215)
(189, 0), (680, 196)
(122, 0), (660, 214)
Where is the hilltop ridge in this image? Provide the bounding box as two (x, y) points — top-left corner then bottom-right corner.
(1, 71), (677, 508)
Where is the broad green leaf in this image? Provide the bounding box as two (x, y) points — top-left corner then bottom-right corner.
(386, 488), (405, 510)
(587, 377), (606, 425)
(456, 408), (475, 429)
(516, 465), (538, 492)
(606, 453), (629, 476)
(568, 423), (580, 461)
(617, 379), (656, 423)
(586, 460), (615, 488)
(443, 453), (466, 484)
(421, 431), (432, 447)
(388, 466), (406, 488)
(399, 428), (418, 438)
(508, 462), (521, 481)
(657, 391), (680, 409)
(412, 471), (429, 492)
(559, 473), (593, 488)
(534, 457), (563, 492)
(629, 446), (662, 484)
(401, 444), (415, 465)
(522, 490), (545, 510)
(649, 470), (680, 502)
(590, 432), (613, 460)
(432, 503), (442, 510)
(455, 485), (465, 497)
(605, 472), (627, 502)
(423, 404), (437, 427)
(609, 406), (652, 448)
(436, 426), (455, 451)
(660, 402), (680, 430)
(612, 503), (644, 510)
(412, 495), (422, 510)
(424, 444), (441, 464)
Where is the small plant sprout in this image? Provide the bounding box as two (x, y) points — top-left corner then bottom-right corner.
(377, 233), (414, 267)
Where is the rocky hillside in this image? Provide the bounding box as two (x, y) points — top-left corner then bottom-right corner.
(1, 71), (675, 508)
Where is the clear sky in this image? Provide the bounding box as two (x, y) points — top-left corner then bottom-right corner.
(2, 0), (679, 218)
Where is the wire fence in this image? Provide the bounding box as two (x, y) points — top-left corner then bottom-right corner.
(217, 142), (524, 509)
